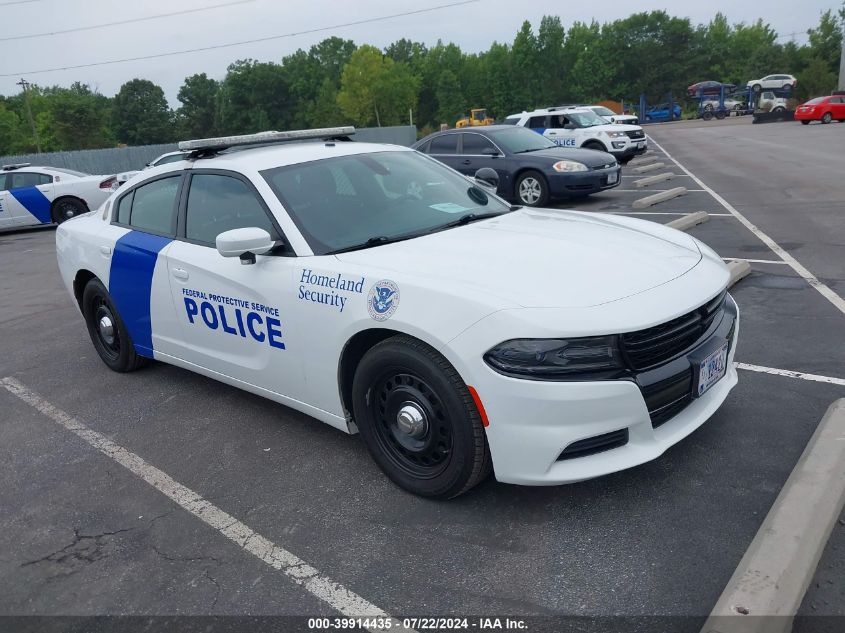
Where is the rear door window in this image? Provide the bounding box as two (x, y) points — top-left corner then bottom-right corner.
(125, 176), (180, 235)
(429, 135), (458, 155)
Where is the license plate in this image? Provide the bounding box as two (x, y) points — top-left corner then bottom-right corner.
(636, 141), (646, 149)
(607, 171), (618, 184)
(695, 342), (729, 397)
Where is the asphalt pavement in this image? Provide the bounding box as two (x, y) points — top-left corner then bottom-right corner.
(1, 117), (843, 630)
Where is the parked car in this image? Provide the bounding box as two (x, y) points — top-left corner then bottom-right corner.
(757, 92), (790, 113)
(413, 125), (620, 207)
(56, 127), (738, 498)
(503, 107), (647, 162)
(643, 103), (682, 122)
(794, 95), (845, 124)
(746, 74), (796, 93)
(701, 97), (745, 112)
(1, 163), (121, 231)
(145, 151), (189, 169)
(687, 81), (736, 97)
(555, 104), (639, 125)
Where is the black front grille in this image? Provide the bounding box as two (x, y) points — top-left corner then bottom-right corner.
(625, 130), (645, 139)
(592, 162), (616, 170)
(558, 428), (629, 460)
(621, 292), (726, 370)
(641, 369), (693, 428)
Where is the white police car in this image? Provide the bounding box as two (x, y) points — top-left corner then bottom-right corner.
(504, 107), (647, 162)
(0, 163), (122, 231)
(56, 128), (738, 498)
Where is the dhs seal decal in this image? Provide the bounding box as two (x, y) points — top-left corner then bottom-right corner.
(367, 280), (399, 321)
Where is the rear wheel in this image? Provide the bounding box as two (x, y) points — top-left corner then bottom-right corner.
(514, 170), (549, 207)
(751, 84), (762, 93)
(52, 198), (87, 224)
(82, 278), (146, 372)
(801, 120), (810, 125)
(351, 336), (491, 498)
(822, 112), (833, 124)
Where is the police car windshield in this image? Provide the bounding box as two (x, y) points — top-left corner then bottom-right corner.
(591, 106), (615, 117)
(488, 127), (556, 153)
(567, 111), (607, 127)
(261, 150), (512, 255)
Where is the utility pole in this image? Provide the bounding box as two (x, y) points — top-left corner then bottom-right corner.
(839, 21), (845, 91)
(16, 78), (41, 154)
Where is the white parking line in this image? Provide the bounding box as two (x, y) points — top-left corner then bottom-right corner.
(0, 377), (410, 631)
(735, 363), (845, 387)
(608, 211), (732, 216)
(647, 136), (845, 317)
(621, 173), (691, 178)
(614, 188), (706, 192)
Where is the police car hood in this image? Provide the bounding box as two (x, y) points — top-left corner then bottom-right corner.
(336, 208), (702, 308)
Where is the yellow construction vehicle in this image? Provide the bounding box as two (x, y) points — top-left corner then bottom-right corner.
(455, 108), (494, 128)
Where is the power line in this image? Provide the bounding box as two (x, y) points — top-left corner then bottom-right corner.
(0, 0), (254, 42)
(0, 0), (43, 6)
(0, 0), (480, 77)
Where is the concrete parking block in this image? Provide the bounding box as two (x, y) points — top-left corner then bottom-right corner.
(664, 210), (708, 230)
(634, 173), (675, 188)
(633, 187), (688, 210)
(628, 155), (659, 166)
(701, 398), (845, 633)
(726, 260), (752, 287)
(631, 162), (666, 174)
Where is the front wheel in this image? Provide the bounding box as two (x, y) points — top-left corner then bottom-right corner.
(52, 198), (87, 224)
(82, 278), (146, 373)
(822, 112), (833, 124)
(751, 84), (762, 93)
(515, 170), (549, 207)
(351, 336), (491, 498)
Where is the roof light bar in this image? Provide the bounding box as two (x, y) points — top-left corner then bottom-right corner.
(2, 162), (32, 171)
(178, 127), (356, 152)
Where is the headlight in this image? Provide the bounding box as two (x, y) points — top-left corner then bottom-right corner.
(484, 336), (623, 378)
(606, 131), (627, 138)
(552, 160), (588, 172)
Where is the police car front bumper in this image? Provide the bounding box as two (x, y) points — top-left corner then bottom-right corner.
(610, 140), (648, 159)
(548, 166), (621, 198)
(447, 296), (739, 486)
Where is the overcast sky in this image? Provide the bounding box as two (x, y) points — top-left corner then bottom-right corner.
(0, 0), (835, 105)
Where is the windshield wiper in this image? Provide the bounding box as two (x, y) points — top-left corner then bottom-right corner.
(429, 211), (503, 233)
(329, 235), (415, 254)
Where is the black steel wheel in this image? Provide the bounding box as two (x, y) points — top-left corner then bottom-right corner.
(52, 198), (87, 224)
(352, 335), (491, 498)
(82, 278), (146, 372)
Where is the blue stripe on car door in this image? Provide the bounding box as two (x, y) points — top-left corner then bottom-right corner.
(8, 187), (52, 223)
(109, 231), (173, 357)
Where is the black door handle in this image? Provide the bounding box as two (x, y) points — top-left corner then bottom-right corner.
(462, 159), (472, 165)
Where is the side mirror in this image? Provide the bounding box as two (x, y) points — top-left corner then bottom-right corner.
(216, 227), (274, 265)
(610, 117), (616, 123)
(481, 146), (500, 157)
(563, 123), (577, 130)
(474, 167), (499, 191)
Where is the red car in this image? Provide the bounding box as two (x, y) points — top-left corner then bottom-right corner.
(795, 95), (845, 124)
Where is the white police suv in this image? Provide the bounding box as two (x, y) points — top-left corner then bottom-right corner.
(57, 128), (738, 498)
(504, 107), (647, 162)
(0, 163), (124, 230)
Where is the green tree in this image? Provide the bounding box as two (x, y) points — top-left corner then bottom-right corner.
(216, 60), (291, 134)
(337, 45), (419, 126)
(797, 56), (838, 98)
(806, 9), (842, 76)
(177, 73), (219, 138)
(0, 101), (23, 154)
(112, 79), (173, 145)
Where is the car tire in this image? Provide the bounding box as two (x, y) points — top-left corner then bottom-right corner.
(751, 84), (762, 93)
(702, 110), (714, 121)
(52, 198), (87, 224)
(351, 335), (492, 499)
(514, 170), (549, 207)
(801, 120), (810, 125)
(822, 112), (832, 124)
(82, 278), (147, 373)
(715, 110), (726, 120)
